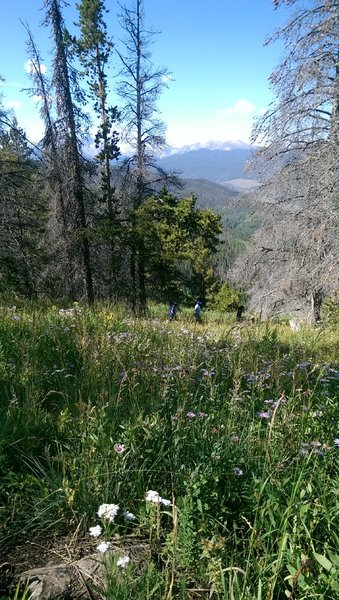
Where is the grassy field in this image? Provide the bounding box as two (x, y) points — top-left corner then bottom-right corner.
(0, 300), (338, 599)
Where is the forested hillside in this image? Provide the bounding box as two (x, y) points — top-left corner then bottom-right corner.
(0, 0), (338, 317)
(0, 2), (338, 598)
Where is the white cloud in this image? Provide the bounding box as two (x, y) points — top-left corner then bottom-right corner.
(24, 59), (47, 75)
(6, 99), (22, 110)
(162, 99), (262, 148)
(217, 99), (256, 116)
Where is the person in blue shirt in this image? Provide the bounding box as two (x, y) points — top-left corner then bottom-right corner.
(169, 302), (178, 320)
(194, 299), (203, 321)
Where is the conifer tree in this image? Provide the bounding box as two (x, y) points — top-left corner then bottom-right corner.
(0, 114), (47, 296)
(116, 0), (173, 312)
(72, 0), (121, 297)
(43, 0), (94, 303)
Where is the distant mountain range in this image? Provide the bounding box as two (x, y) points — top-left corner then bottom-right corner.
(157, 141), (258, 190)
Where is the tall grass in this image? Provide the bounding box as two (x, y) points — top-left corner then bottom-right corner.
(0, 300), (338, 598)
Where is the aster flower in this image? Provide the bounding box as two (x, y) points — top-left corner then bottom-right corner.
(257, 410), (271, 419)
(114, 443), (126, 454)
(334, 438), (339, 447)
(234, 467), (243, 476)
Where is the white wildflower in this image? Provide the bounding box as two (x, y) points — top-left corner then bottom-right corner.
(117, 555), (130, 568)
(96, 541), (111, 553)
(145, 490), (161, 504)
(89, 524), (102, 537)
(123, 511), (136, 521)
(160, 498), (172, 507)
(145, 490), (172, 506)
(98, 503), (120, 522)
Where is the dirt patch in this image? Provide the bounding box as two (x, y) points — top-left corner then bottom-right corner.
(0, 533), (149, 598)
(0, 532), (94, 596)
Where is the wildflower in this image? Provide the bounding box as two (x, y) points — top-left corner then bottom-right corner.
(160, 498), (172, 507)
(264, 399), (277, 407)
(145, 490), (171, 506)
(200, 368), (214, 377)
(257, 410), (271, 419)
(334, 438), (339, 447)
(234, 467), (243, 476)
(186, 411), (196, 418)
(114, 443), (126, 454)
(198, 412), (208, 417)
(117, 555), (130, 568)
(231, 435), (239, 443)
(96, 541), (111, 553)
(123, 511), (136, 521)
(145, 490), (161, 504)
(89, 525), (102, 537)
(98, 503), (119, 522)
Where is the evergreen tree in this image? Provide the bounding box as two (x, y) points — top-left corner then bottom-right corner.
(116, 0), (174, 312)
(72, 0), (121, 297)
(0, 114), (47, 296)
(43, 0), (94, 303)
(134, 189), (222, 303)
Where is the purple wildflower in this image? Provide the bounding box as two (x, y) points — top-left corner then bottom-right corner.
(334, 438), (339, 447)
(257, 410), (271, 419)
(186, 411), (196, 418)
(234, 467), (243, 476)
(114, 443), (126, 454)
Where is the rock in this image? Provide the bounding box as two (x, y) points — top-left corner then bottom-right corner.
(16, 540), (148, 599)
(19, 563), (73, 599)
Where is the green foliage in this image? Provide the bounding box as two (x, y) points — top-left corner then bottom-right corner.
(322, 292), (339, 326)
(135, 189), (222, 302)
(0, 300), (338, 598)
(209, 281), (244, 312)
(0, 118), (47, 297)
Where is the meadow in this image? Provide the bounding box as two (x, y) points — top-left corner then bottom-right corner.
(0, 300), (338, 599)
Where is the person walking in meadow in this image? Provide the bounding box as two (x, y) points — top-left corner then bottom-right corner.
(236, 305), (245, 322)
(194, 299), (203, 322)
(169, 302), (178, 320)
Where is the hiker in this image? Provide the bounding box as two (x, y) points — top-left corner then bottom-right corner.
(236, 305), (245, 322)
(194, 299), (203, 322)
(169, 302), (177, 320)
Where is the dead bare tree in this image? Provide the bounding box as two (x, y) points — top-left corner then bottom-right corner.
(231, 0), (339, 322)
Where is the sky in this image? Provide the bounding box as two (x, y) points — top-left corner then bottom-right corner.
(0, 0), (291, 150)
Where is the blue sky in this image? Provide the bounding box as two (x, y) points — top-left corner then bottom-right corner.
(0, 0), (290, 149)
